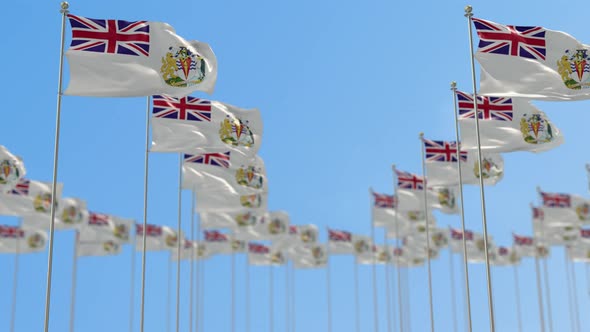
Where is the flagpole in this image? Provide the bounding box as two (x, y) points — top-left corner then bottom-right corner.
(565, 249), (575, 332)
(69, 232), (79, 332)
(419, 132), (435, 332)
(369, 198), (380, 332)
(390, 166), (404, 332)
(199, 257), (204, 332)
(129, 233), (136, 332)
(9, 220), (22, 332)
(354, 259), (361, 332)
(541, 257), (553, 332)
(326, 231), (333, 332)
(403, 267), (412, 332)
(231, 234), (236, 332)
(270, 265), (275, 332)
(586, 263), (590, 300)
(194, 192), (201, 332)
(450, 81), (473, 332)
(189, 192), (195, 332)
(534, 256), (546, 332)
(246, 257), (250, 332)
(139, 95), (152, 332)
(448, 244), (458, 332)
(167, 255), (172, 332)
(292, 263), (296, 332)
(44, 4), (69, 331)
(570, 259), (581, 332)
(174, 154), (184, 332)
(513, 265), (523, 332)
(285, 261), (290, 332)
(464, 6), (495, 331)
(384, 234), (393, 332)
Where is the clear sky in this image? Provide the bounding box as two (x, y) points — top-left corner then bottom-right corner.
(1, 0), (589, 331)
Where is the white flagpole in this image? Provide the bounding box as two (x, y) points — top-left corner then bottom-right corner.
(369, 198), (380, 332)
(231, 235), (236, 332)
(139, 94), (152, 332)
(570, 259), (581, 332)
(129, 233), (136, 332)
(194, 193), (201, 332)
(403, 268), (412, 332)
(384, 233), (393, 332)
(513, 265), (523, 332)
(69, 232), (79, 332)
(9, 220), (22, 332)
(270, 265), (275, 332)
(167, 255), (172, 332)
(354, 259), (361, 332)
(448, 244), (458, 332)
(326, 234), (333, 332)
(534, 256), (546, 332)
(189, 191), (195, 332)
(565, 249), (575, 332)
(390, 167), (404, 332)
(285, 261), (290, 332)
(199, 257), (204, 332)
(450, 81), (473, 332)
(418, 133), (436, 332)
(246, 258), (250, 332)
(44, 4), (69, 331)
(541, 257), (553, 332)
(175, 154), (183, 332)
(464, 6), (496, 330)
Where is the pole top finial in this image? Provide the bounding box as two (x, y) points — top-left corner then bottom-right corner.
(419, 132), (424, 138)
(60, 2), (69, 13)
(391, 163), (396, 170)
(450, 81), (457, 90)
(464, 5), (473, 17)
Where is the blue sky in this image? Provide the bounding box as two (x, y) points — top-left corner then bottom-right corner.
(1, 0), (590, 331)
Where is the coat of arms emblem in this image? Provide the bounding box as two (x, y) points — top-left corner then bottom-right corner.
(354, 239), (370, 254)
(240, 194), (262, 208)
(0, 160), (20, 187)
(406, 211), (424, 221)
(520, 113), (555, 144)
(432, 232), (448, 247)
(61, 205), (83, 224)
(557, 49), (590, 90)
(27, 233), (44, 249)
(165, 233), (179, 248)
(576, 203), (590, 221)
(473, 157), (502, 179)
(113, 224), (129, 241)
(235, 165), (264, 189)
(160, 46), (207, 87)
(34, 193), (54, 213)
(219, 115), (254, 147)
(378, 250), (391, 263)
(232, 239), (245, 251)
(536, 245), (549, 258)
(312, 246), (325, 260)
(271, 251), (285, 264)
(300, 229), (317, 244)
(103, 240), (119, 253)
(268, 218), (286, 235)
(234, 212), (257, 227)
(437, 188), (455, 209)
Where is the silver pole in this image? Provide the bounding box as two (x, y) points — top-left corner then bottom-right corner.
(231, 236), (236, 332)
(354, 260), (361, 332)
(450, 81), (473, 332)
(285, 261), (290, 332)
(291, 264), (296, 332)
(69, 232), (79, 332)
(404, 268), (412, 332)
(326, 237), (333, 332)
(189, 192), (194, 332)
(167, 256), (172, 332)
(464, 6), (495, 331)
(391, 166), (404, 332)
(541, 258), (553, 332)
(175, 154), (183, 332)
(384, 234), (393, 332)
(370, 217), (379, 332)
(534, 257), (546, 332)
(513, 265), (523, 332)
(270, 265), (275, 332)
(199, 258), (204, 332)
(10, 220), (22, 332)
(129, 234), (136, 332)
(448, 245), (458, 332)
(246, 259), (250, 332)
(565, 249), (575, 332)
(44, 4), (69, 331)
(194, 193), (201, 332)
(418, 132), (435, 332)
(139, 95), (152, 332)
(570, 259), (581, 332)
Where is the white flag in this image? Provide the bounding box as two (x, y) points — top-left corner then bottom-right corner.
(135, 224), (180, 251)
(456, 91), (563, 153)
(195, 191), (267, 213)
(473, 17), (590, 100)
(64, 14), (217, 97)
(248, 243), (286, 266)
(490, 246), (520, 266)
(327, 229), (371, 256)
(0, 225), (47, 254)
(152, 97), (262, 156)
(203, 230), (234, 255)
(170, 239), (197, 261)
(539, 190), (590, 224)
(568, 245), (590, 262)
(292, 244), (328, 269)
(0, 146), (26, 193)
(425, 149), (504, 187)
(79, 212), (134, 244)
(0, 179), (63, 218)
(77, 239), (122, 257)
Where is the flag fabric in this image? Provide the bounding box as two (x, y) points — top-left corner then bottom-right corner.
(579, 228), (590, 246)
(152, 97), (262, 156)
(424, 146), (504, 187)
(371, 191), (396, 227)
(195, 191), (267, 213)
(79, 212), (117, 242)
(513, 233), (549, 257)
(456, 91), (563, 153)
(199, 211), (267, 230)
(534, 224), (579, 246)
(472, 17), (590, 100)
(568, 245), (590, 262)
(170, 239), (198, 261)
(277, 224), (320, 256)
(292, 244), (328, 269)
(404, 227), (449, 251)
(0, 225), (47, 254)
(357, 245), (393, 265)
(64, 14), (217, 97)
(0, 146), (25, 194)
(395, 169), (460, 211)
(110, 216), (135, 244)
(532, 205), (578, 227)
(427, 186), (460, 214)
(135, 224), (180, 251)
(232, 211), (290, 241)
(248, 243), (286, 266)
(392, 247), (426, 267)
(182, 152), (267, 194)
(491, 246), (520, 266)
(384, 210), (437, 239)
(539, 190), (590, 223)
(77, 239), (122, 257)
(203, 230), (233, 255)
(0, 179), (63, 218)
(327, 229), (372, 256)
(23, 197), (89, 231)
(449, 228), (484, 254)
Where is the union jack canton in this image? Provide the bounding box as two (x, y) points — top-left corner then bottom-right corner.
(395, 170), (425, 190)
(540, 192), (571, 208)
(184, 152), (230, 168)
(153, 95), (212, 122)
(456, 91), (513, 121)
(423, 139), (467, 162)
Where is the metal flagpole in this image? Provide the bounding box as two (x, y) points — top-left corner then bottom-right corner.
(541, 257), (553, 332)
(450, 81), (473, 332)
(586, 264), (590, 299)
(285, 261), (290, 332)
(231, 235), (236, 332)
(326, 230), (333, 332)
(199, 257), (204, 332)
(175, 154), (183, 332)
(69, 232), (79, 332)
(44, 4), (69, 331)
(404, 268), (412, 332)
(418, 132), (435, 332)
(570, 258), (581, 332)
(384, 233), (393, 332)
(369, 198), (380, 332)
(270, 265), (275, 332)
(194, 192), (201, 332)
(167, 256), (172, 332)
(139, 94), (152, 332)
(390, 167), (404, 332)
(464, 7), (495, 331)
(189, 192), (195, 332)
(565, 249), (575, 332)
(534, 257), (546, 332)
(129, 233), (136, 332)
(513, 265), (523, 332)
(448, 244), (458, 332)
(246, 258), (250, 332)
(9, 219), (22, 332)
(354, 259), (361, 332)
(292, 264), (296, 332)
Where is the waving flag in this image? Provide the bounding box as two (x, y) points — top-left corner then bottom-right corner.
(23, 197), (89, 231)
(78, 239), (122, 257)
(532, 205), (577, 228)
(491, 246), (520, 266)
(472, 17), (590, 100)
(292, 244), (328, 269)
(64, 14), (217, 97)
(0, 146), (26, 194)
(135, 224), (180, 251)
(328, 229), (371, 255)
(423, 139), (467, 162)
(513, 233), (548, 257)
(151, 98), (262, 157)
(538, 189), (590, 223)
(0, 225), (47, 254)
(0, 179), (63, 218)
(395, 169), (425, 190)
(248, 243), (286, 266)
(456, 91), (563, 153)
(195, 191), (267, 213)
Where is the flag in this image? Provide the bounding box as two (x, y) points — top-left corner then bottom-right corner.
(357, 245), (392, 265)
(292, 244), (328, 269)
(392, 247), (426, 268)
(77, 239), (122, 257)
(472, 17), (590, 100)
(327, 229), (372, 256)
(199, 211), (266, 230)
(456, 91), (563, 153)
(404, 227), (449, 251)
(182, 152), (267, 194)
(568, 245), (590, 262)
(79, 212), (116, 242)
(0, 179), (63, 218)
(0, 225), (47, 253)
(371, 191), (396, 227)
(22, 197), (89, 231)
(0, 146), (25, 194)
(449, 228), (484, 254)
(580, 228), (590, 246)
(513, 233), (549, 257)
(491, 246), (520, 266)
(110, 216), (135, 244)
(203, 230), (233, 255)
(539, 189), (590, 223)
(152, 97), (262, 156)
(384, 210), (437, 239)
(394, 169), (427, 211)
(135, 224), (180, 251)
(423, 140), (504, 187)
(195, 191), (267, 213)
(427, 186), (460, 214)
(170, 239), (198, 261)
(232, 211), (290, 241)
(532, 205), (578, 227)
(277, 224), (319, 256)
(534, 224), (579, 246)
(248, 242), (286, 266)
(64, 14), (217, 97)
